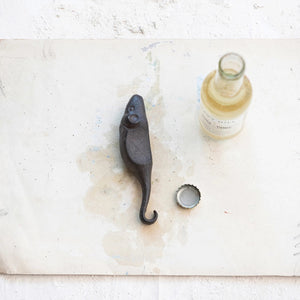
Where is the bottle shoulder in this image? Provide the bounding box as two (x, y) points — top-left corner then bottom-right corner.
(201, 70), (252, 118)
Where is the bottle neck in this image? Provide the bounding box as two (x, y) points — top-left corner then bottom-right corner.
(213, 53), (245, 98)
(214, 70), (244, 97)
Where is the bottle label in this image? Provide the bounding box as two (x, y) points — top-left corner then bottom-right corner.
(199, 102), (245, 137)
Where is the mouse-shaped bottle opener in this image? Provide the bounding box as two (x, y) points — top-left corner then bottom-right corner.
(119, 94), (158, 225)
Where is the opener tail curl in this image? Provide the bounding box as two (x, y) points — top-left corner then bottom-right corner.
(139, 184), (158, 225)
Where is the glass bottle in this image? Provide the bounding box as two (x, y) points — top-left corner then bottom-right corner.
(199, 53), (252, 139)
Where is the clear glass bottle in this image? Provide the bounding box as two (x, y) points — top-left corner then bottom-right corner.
(199, 53), (252, 139)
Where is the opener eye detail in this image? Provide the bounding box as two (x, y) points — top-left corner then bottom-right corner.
(127, 113), (140, 126)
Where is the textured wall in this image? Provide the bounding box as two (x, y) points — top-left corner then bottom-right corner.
(0, 0), (299, 38)
(1, 0), (300, 299)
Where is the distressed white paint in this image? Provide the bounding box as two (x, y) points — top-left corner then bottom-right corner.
(1, 275), (300, 300)
(0, 0), (300, 299)
(0, 0), (299, 39)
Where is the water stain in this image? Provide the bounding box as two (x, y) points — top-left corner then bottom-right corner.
(42, 40), (56, 60)
(0, 209), (8, 217)
(77, 52), (192, 269)
(117, 77), (143, 98)
(0, 254), (8, 273)
(102, 231), (144, 267)
(77, 128), (135, 220)
(0, 78), (6, 97)
(187, 164), (195, 176)
(141, 42), (161, 52)
(294, 223), (300, 257)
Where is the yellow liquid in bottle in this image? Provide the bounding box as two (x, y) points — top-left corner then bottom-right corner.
(199, 69), (252, 139)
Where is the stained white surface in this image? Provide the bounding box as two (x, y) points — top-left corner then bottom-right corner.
(1, 0), (300, 299)
(1, 40), (299, 276)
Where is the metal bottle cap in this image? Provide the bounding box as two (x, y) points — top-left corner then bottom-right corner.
(176, 184), (201, 209)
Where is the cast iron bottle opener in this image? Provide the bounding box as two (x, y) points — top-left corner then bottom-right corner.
(119, 94), (158, 225)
